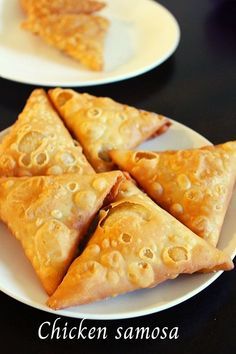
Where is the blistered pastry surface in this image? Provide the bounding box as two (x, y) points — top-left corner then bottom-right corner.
(110, 142), (236, 246)
(0, 171), (123, 294)
(22, 14), (109, 71)
(49, 88), (170, 172)
(0, 89), (94, 177)
(47, 180), (232, 309)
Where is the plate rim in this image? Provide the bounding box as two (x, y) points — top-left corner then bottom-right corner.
(0, 267), (223, 320)
(0, 0), (181, 87)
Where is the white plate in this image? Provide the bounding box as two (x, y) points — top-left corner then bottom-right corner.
(0, 120), (235, 319)
(0, 0), (180, 86)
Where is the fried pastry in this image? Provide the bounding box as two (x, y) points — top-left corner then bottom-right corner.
(0, 89), (94, 177)
(110, 142), (236, 246)
(0, 171), (124, 295)
(20, 0), (29, 13)
(49, 88), (170, 172)
(20, 0), (105, 16)
(22, 14), (109, 71)
(47, 180), (233, 309)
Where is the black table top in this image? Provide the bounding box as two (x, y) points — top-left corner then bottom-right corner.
(0, 1), (235, 353)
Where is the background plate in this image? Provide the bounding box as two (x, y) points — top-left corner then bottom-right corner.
(0, 120), (235, 319)
(0, 0), (180, 86)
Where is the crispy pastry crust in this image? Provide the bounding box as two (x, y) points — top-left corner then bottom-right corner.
(49, 88), (171, 172)
(0, 89), (94, 177)
(47, 180), (233, 309)
(20, 0), (106, 15)
(22, 14), (109, 71)
(110, 142), (236, 246)
(0, 171), (124, 294)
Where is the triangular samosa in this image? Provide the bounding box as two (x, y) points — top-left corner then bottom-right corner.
(110, 142), (236, 246)
(0, 171), (123, 294)
(47, 180), (233, 309)
(22, 14), (109, 71)
(49, 88), (170, 172)
(0, 89), (94, 177)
